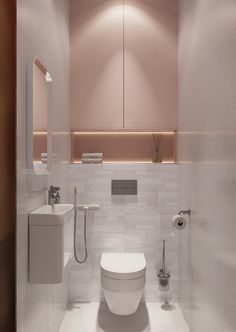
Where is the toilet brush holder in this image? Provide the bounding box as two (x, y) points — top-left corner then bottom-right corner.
(157, 272), (175, 311)
(157, 270), (170, 291)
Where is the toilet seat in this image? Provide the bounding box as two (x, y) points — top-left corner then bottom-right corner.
(101, 253), (146, 280)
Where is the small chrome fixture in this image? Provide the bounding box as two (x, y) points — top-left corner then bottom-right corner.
(48, 185), (61, 205)
(157, 240), (176, 311)
(77, 204), (100, 211)
(45, 71), (52, 82)
(178, 209), (191, 216)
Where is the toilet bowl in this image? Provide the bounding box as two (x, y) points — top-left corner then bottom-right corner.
(101, 253), (146, 315)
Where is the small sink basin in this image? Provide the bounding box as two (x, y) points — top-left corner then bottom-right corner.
(29, 204), (74, 226)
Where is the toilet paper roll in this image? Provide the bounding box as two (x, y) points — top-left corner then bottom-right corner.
(172, 215), (187, 231)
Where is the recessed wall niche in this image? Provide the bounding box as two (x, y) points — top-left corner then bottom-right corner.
(71, 131), (177, 163)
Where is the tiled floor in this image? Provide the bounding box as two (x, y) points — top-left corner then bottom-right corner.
(59, 302), (189, 332)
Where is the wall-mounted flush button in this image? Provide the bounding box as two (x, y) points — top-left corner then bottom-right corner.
(111, 180), (137, 195)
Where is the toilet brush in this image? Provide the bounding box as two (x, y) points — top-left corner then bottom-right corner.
(157, 240), (176, 311)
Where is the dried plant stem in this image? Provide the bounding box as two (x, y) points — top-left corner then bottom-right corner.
(152, 133), (162, 162)
(152, 133), (162, 151)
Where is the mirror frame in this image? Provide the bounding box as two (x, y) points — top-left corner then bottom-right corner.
(27, 57), (53, 175)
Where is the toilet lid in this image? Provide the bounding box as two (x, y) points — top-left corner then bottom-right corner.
(101, 253), (146, 280)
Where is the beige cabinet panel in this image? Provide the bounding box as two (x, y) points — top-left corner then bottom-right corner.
(124, 0), (178, 129)
(70, 0), (124, 130)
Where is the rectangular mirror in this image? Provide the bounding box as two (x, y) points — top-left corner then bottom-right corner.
(27, 58), (53, 174)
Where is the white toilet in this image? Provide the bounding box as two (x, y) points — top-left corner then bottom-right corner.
(101, 253), (146, 315)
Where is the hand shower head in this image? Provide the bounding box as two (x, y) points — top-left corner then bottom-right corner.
(74, 187), (77, 211)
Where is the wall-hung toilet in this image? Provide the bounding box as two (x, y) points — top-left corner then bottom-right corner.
(101, 253), (146, 315)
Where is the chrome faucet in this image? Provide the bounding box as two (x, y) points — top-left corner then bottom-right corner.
(48, 185), (61, 205)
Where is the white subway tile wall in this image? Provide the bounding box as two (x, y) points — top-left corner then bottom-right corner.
(68, 164), (179, 303)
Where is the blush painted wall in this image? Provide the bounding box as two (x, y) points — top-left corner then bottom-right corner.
(70, 0), (124, 130)
(178, 1), (236, 331)
(124, 0), (178, 129)
(70, 0), (178, 130)
(17, 1), (70, 331)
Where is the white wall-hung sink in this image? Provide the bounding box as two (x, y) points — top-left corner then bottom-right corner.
(29, 204), (74, 284)
(29, 204), (74, 225)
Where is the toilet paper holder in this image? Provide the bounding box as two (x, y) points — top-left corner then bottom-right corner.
(172, 209), (191, 231)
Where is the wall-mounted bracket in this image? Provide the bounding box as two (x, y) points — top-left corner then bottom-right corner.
(178, 209), (191, 216)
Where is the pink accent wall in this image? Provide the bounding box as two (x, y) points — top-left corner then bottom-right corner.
(70, 0), (124, 129)
(124, 0), (178, 129)
(70, 0), (178, 130)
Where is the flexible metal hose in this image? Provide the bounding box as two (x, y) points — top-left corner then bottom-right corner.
(74, 187), (88, 263)
(74, 207), (88, 263)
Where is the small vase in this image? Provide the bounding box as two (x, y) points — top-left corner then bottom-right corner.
(153, 150), (162, 163)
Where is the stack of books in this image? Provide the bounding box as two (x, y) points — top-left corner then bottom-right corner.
(81, 153), (103, 164)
